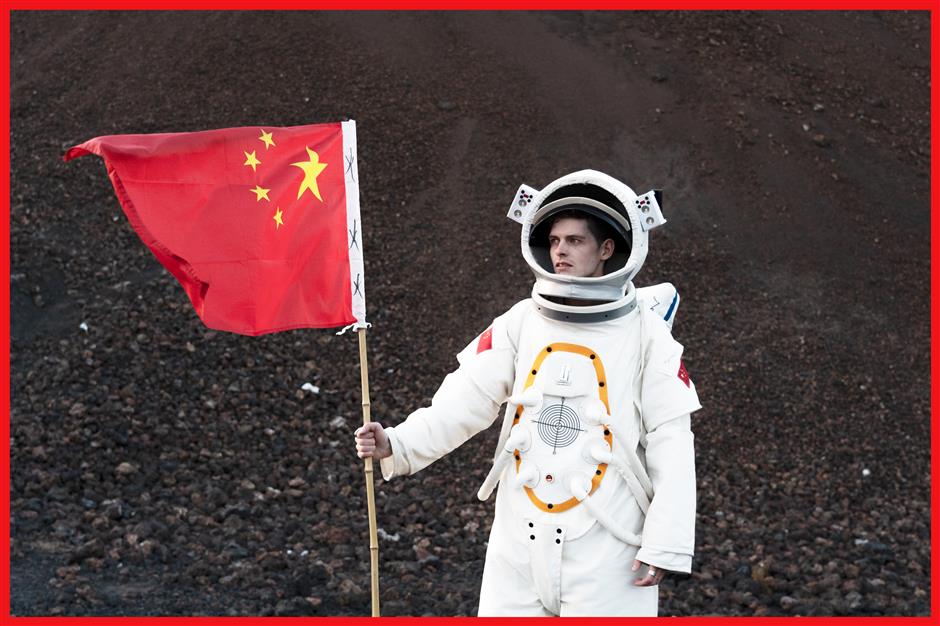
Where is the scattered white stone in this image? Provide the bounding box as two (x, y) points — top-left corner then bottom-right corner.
(377, 528), (401, 542)
(79, 322), (89, 332)
(329, 415), (347, 429)
(854, 538), (869, 546)
(802, 123), (811, 132)
(300, 549), (309, 557)
(301, 383), (320, 394)
(862, 468), (871, 477)
(115, 462), (138, 475)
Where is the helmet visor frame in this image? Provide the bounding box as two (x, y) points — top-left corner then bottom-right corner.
(526, 196), (633, 276)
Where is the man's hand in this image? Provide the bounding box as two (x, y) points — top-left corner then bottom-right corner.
(355, 422), (392, 460)
(632, 559), (667, 586)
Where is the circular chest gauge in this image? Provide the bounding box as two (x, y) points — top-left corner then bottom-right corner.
(535, 402), (584, 450)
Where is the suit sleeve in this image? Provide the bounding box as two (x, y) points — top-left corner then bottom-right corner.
(635, 413), (696, 573)
(636, 313), (702, 573)
(639, 313), (701, 431)
(379, 311), (518, 480)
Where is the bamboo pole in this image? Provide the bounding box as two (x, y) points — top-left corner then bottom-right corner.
(357, 327), (381, 617)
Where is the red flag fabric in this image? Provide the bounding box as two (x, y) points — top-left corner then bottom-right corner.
(65, 121), (366, 336)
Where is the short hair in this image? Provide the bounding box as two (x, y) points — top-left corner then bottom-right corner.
(548, 209), (617, 250)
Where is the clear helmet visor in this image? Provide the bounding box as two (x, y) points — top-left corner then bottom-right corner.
(527, 197), (633, 277)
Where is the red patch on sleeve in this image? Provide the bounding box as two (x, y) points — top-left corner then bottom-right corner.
(476, 326), (493, 353)
(677, 360), (691, 388)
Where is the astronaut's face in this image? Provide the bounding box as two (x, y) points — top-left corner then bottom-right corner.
(548, 216), (614, 277)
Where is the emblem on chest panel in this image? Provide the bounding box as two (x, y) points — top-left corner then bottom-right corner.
(535, 401), (584, 450)
(510, 343), (614, 513)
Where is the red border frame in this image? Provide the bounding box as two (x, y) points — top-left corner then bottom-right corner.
(2, 3), (10, 623)
(931, 2), (939, 622)
(5, 1), (940, 9)
(4, 2), (938, 623)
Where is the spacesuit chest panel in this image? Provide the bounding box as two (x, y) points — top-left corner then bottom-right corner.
(505, 311), (643, 537)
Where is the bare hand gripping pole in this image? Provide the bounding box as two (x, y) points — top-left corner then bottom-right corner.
(357, 328), (381, 617)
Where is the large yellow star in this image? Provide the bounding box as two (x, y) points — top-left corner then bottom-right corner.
(258, 129), (276, 150)
(273, 206), (284, 229)
(243, 150), (261, 172)
(291, 147), (328, 202)
(251, 185), (271, 202)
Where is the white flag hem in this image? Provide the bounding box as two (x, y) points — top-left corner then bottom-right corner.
(342, 119), (367, 328)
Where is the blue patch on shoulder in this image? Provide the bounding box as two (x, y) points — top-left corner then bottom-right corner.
(663, 291), (679, 321)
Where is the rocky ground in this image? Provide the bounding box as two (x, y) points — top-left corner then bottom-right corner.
(10, 10), (931, 616)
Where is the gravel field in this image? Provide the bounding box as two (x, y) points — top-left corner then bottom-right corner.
(10, 10), (931, 616)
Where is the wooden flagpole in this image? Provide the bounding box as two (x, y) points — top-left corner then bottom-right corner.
(357, 327), (381, 617)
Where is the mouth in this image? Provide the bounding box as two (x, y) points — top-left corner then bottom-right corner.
(554, 262), (572, 272)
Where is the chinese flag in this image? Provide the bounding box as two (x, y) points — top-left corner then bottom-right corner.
(65, 121), (366, 336)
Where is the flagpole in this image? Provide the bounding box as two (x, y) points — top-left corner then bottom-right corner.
(357, 327), (381, 617)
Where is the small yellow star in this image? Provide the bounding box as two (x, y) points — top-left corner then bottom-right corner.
(258, 129), (276, 150)
(273, 206), (284, 229)
(243, 150), (261, 172)
(251, 185), (271, 202)
(291, 146), (328, 202)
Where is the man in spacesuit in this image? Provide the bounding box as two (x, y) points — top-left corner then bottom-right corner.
(354, 170), (701, 616)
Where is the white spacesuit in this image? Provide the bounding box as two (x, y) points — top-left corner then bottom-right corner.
(378, 170), (701, 616)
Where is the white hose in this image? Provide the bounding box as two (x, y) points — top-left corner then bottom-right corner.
(516, 460), (540, 489)
(586, 445), (650, 515)
(477, 424), (532, 501)
(565, 472), (641, 546)
(583, 401), (654, 501)
(509, 387), (543, 412)
(609, 428), (654, 500)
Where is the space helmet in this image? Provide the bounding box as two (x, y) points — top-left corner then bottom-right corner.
(507, 169), (667, 321)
